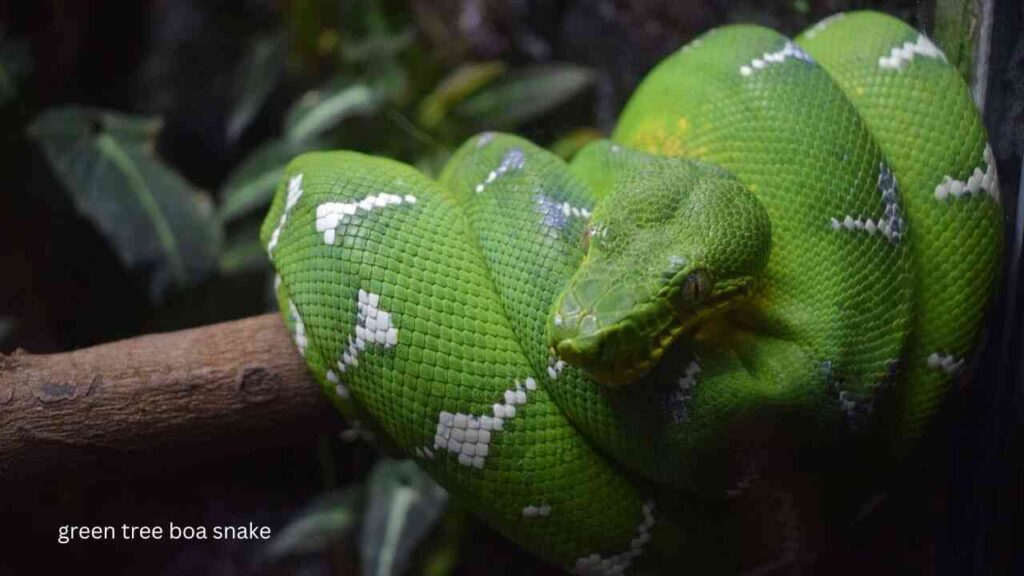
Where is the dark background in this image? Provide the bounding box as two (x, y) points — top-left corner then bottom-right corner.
(0, 1), (1021, 574)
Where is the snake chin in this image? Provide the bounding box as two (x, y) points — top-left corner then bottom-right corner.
(551, 272), (751, 387)
(553, 313), (686, 387)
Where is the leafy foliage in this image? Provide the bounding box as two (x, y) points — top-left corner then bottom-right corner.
(359, 460), (449, 576)
(219, 138), (322, 224)
(256, 459), (449, 576)
(448, 64), (594, 130)
(226, 32), (290, 144)
(260, 485), (363, 561)
(26, 0), (597, 303)
(22, 13), (593, 527)
(28, 107), (222, 299)
(22, 1), (597, 571)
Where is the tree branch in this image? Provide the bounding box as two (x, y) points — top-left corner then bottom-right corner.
(0, 313), (339, 482)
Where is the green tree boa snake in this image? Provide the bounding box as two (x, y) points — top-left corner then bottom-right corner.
(261, 11), (1001, 574)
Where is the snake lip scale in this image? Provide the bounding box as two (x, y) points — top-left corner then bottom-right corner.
(262, 10), (1002, 575)
(550, 275), (751, 387)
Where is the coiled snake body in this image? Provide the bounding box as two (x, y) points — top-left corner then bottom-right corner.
(262, 12), (1001, 575)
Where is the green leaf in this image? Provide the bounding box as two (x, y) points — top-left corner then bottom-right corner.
(451, 64), (594, 129)
(369, 61), (409, 104)
(413, 148), (452, 180)
(285, 79), (379, 143)
(220, 238), (266, 275)
(226, 32), (289, 143)
(417, 61), (507, 129)
(342, 28), (416, 63)
(260, 486), (363, 561)
(360, 459), (448, 576)
(220, 216), (268, 275)
(218, 138), (323, 223)
(549, 127), (605, 160)
(28, 107), (222, 299)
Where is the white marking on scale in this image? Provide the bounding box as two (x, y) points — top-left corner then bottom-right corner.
(547, 357), (567, 379)
(934, 144), (999, 202)
(535, 194), (592, 229)
(414, 446), (436, 460)
(740, 41), (814, 77)
(267, 174), (304, 256)
(829, 163), (903, 243)
(288, 300), (308, 358)
(474, 148), (526, 193)
(315, 193), (417, 245)
(878, 34), (946, 70)
(476, 132), (496, 148)
(434, 377), (536, 468)
(562, 202), (591, 219)
(522, 504), (552, 518)
(574, 501), (656, 576)
(335, 289), (399, 374)
(326, 369), (349, 399)
(926, 352), (964, 376)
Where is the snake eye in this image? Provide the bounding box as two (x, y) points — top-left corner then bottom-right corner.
(681, 270), (710, 302)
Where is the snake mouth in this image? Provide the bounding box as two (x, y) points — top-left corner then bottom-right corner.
(553, 311), (685, 386)
(550, 272), (751, 386)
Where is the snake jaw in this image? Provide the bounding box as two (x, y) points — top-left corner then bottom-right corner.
(549, 265), (758, 386)
(551, 309), (675, 387)
(549, 266), (721, 386)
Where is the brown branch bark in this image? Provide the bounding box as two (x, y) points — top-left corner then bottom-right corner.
(0, 313), (339, 482)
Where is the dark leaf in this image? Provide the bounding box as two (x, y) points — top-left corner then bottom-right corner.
(218, 138), (324, 223)
(260, 486), (363, 561)
(360, 459), (448, 576)
(451, 64), (594, 130)
(342, 28), (416, 63)
(549, 127), (605, 160)
(417, 61), (506, 129)
(220, 216), (269, 275)
(28, 107), (222, 299)
(285, 80), (380, 143)
(413, 148), (453, 179)
(0, 32), (30, 107)
(226, 32), (289, 143)
(220, 238), (266, 275)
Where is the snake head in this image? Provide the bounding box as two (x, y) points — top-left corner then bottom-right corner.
(548, 142), (771, 386)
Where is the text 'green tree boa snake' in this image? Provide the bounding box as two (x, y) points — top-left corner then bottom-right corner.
(261, 11), (1001, 575)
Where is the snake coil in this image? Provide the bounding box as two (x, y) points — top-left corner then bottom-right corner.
(262, 11), (1001, 575)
